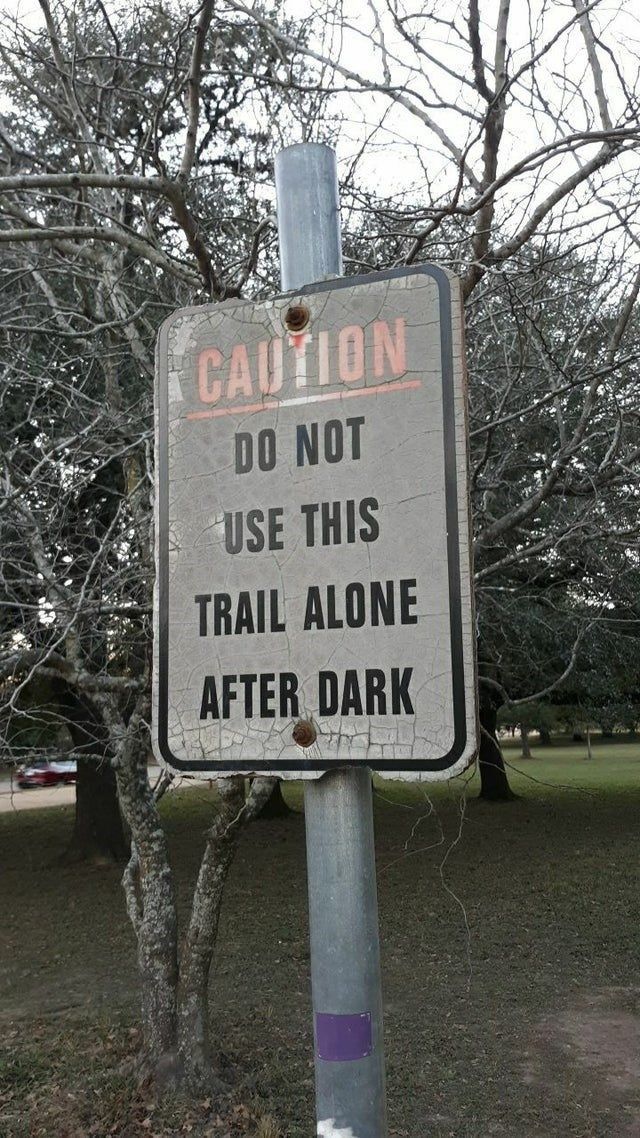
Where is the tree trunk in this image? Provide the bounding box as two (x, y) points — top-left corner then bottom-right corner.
(178, 777), (246, 1088)
(538, 726), (552, 746)
(108, 695), (275, 1094)
(586, 727), (593, 760)
(63, 758), (129, 864)
(254, 779), (292, 818)
(520, 724), (532, 759)
(135, 843), (180, 1089)
(478, 696), (516, 801)
(178, 776), (275, 1088)
(57, 685), (128, 864)
(114, 708), (180, 1089)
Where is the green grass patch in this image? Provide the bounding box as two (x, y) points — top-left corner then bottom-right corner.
(499, 737), (640, 794)
(1, 740), (639, 1136)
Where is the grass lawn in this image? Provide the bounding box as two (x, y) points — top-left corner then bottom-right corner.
(1, 740), (639, 1136)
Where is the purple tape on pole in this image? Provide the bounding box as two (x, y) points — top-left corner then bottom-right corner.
(315, 1012), (372, 1061)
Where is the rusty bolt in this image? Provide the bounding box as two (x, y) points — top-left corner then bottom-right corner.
(283, 303), (310, 333)
(292, 719), (317, 748)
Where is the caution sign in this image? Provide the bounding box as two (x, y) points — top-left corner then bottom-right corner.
(153, 267), (477, 779)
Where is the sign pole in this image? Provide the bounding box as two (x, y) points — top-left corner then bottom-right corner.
(156, 138), (475, 1133)
(275, 143), (388, 1138)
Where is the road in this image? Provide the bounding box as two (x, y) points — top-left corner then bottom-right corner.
(0, 769), (217, 813)
(0, 780), (76, 813)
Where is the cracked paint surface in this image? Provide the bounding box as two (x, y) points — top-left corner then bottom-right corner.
(153, 269), (476, 780)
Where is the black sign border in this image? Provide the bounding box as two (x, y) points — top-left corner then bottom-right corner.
(156, 265), (473, 773)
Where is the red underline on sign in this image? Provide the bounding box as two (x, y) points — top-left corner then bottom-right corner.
(184, 379), (422, 420)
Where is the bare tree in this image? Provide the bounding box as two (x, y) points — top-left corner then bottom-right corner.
(1, 0), (639, 1093)
(228, 0), (640, 794)
(0, 0), (297, 1089)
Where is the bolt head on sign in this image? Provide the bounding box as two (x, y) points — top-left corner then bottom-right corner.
(153, 267), (477, 780)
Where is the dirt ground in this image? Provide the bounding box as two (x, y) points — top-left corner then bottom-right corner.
(1, 755), (640, 1136)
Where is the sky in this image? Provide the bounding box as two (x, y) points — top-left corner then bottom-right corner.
(3, 0), (639, 271)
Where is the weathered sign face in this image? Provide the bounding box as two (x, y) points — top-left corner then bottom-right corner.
(153, 266), (477, 779)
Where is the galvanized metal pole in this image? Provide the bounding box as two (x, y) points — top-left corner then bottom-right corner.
(275, 142), (388, 1138)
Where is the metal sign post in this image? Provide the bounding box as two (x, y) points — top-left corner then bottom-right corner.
(275, 143), (388, 1138)
(153, 139), (477, 1138)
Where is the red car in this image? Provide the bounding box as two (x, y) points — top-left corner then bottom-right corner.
(17, 759), (77, 789)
